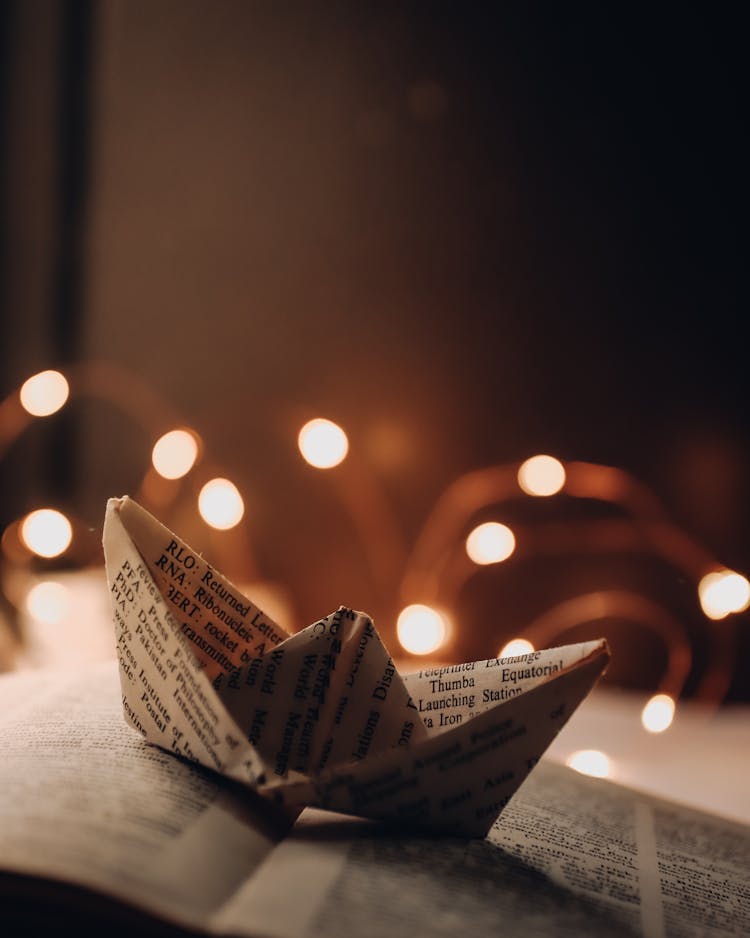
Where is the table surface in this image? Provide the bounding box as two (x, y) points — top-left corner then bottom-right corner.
(544, 685), (750, 825)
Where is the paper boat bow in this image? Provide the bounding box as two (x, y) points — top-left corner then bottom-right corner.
(103, 497), (609, 837)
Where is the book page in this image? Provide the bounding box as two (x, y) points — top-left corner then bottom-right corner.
(0, 662), (288, 931)
(216, 761), (750, 938)
(491, 763), (750, 937)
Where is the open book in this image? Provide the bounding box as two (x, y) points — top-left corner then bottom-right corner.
(1, 660), (748, 937)
(102, 497), (610, 837)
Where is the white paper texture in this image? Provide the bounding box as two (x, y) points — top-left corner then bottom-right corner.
(103, 496), (610, 836)
(233, 763), (750, 938)
(0, 662), (281, 930)
(2, 665), (748, 936)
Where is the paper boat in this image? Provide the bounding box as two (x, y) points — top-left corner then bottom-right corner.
(103, 497), (609, 837)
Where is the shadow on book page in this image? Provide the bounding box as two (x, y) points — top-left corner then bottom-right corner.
(103, 496), (609, 837)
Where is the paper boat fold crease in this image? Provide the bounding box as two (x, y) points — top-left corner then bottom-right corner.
(103, 496), (610, 837)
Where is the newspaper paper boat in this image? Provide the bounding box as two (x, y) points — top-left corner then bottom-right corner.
(103, 497), (609, 837)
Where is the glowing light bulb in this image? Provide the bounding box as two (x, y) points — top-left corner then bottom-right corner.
(566, 749), (611, 778)
(25, 581), (71, 625)
(641, 694), (675, 734)
(517, 454), (566, 497)
(698, 570), (750, 620)
(152, 429), (199, 479)
(20, 509), (73, 558)
(466, 522), (515, 565)
(499, 638), (535, 658)
(19, 370), (69, 417)
(298, 418), (349, 469)
(198, 479), (245, 530)
(396, 604), (448, 655)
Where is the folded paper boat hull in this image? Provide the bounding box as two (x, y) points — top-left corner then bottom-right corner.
(103, 496), (609, 837)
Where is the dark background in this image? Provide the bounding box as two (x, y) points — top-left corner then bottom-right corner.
(1, 3), (747, 696)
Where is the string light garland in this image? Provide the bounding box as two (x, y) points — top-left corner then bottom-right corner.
(396, 603), (449, 655)
(198, 478), (245, 530)
(517, 454), (565, 496)
(19, 370), (69, 417)
(1, 366), (748, 760)
(499, 638), (535, 658)
(20, 510), (73, 559)
(151, 428), (200, 480)
(566, 749), (612, 778)
(465, 522), (515, 565)
(298, 418), (349, 469)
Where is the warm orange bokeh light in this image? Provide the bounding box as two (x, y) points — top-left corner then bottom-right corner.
(517, 454), (566, 496)
(566, 749), (612, 778)
(19, 370), (69, 417)
(396, 604), (448, 655)
(152, 429), (199, 479)
(641, 694), (675, 734)
(498, 637), (535, 658)
(698, 570), (750, 620)
(298, 418), (349, 469)
(198, 479), (245, 530)
(466, 522), (515, 565)
(20, 509), (73, 558)
(25, 581), (71, 625)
